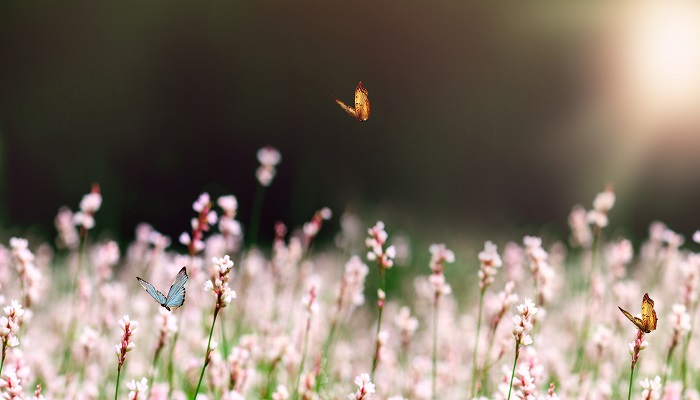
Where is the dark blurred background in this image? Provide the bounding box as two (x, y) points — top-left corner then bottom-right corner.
(2, 1), (700, 246)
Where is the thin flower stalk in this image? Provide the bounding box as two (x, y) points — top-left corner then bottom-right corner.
(114, 315), (138, 400)
(428, 244), (454, 400)
(365, 221), (395, 380)
(507, 299), (538, 400)
(471, 241), (501, 398)
(249, 146), (281, 246)
(294, 286), (317, 400)
(478, 281), (518, 395)
(195, 255), (236, 398)
(0, 300), (23, 374)
(627, 329), (649, 400)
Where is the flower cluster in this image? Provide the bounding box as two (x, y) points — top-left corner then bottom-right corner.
(640, 375), (661, 400)
(478, 241), (501, 290)
(668, 303), (691, 348)
(523, 236), (555, 306)
(347, 373), (375, 400)
(366, 221), (395, 269)
(54, 207), (79, 250)
(490, 281), (518, 330)
(256, 146), (282, 187)
(0, 300), (24, 350)
(9, 238), (42, 308)
(114, 315), (138, 370)
(73, 183), (102, 231)
(204, 255), (236, 308)
(302, 207), (332, 248)
(0, 368), (22, 400)
(587, 184), (615, 230)
(512, 299), (538, 348)
(429, 243), (454, 297)
(338, 256), (370, 312)
(568, 205), (593, 248)
(628, 329), (649, 368)
(217, 195), (243, 253)
(180, 193), (218, 256)
(126, 377), (148, 400)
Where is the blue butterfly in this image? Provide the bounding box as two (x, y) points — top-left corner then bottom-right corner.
(137, 267), (188, 311)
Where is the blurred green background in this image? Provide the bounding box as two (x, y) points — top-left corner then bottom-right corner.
(2, 2), (700, 246)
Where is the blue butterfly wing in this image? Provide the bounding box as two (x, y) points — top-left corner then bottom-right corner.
(165, 267), (188, 309)
(137, 277), (167, 306)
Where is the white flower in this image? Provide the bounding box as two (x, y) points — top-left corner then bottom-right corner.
(217, 195), (238, 217)
(257, 146), (282, 167)
(193, 193), (211, 213)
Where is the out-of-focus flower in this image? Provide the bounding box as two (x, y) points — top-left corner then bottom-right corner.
(126, 377), (148, 400)
(302, 207), (332, 248)
(395, 306), (419, 350)
(55, 207), (79, 250)
(568, 205), (593, 248)
(73, 183), (102, 231)
(348, 373), (375, 400)
(478, 241), (501, 290)
(0, 368), (23, 400)
(587, 185), (615, 229)
(429, 243), (454, 297)
(272, 385), (290, 400)
(256, 146), (282, 186)
(181, 193), (218, 256)
(9, 238), (42, 308)
(640, 376), (662, 400)
(0, 300), (24, 349)
(523, 236), (556, 306)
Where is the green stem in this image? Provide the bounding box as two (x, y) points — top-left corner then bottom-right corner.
(248, 184), (265, 248)
(370, 267), (387, 381)
(477, 328), (497, 395)
(507, 343), (520, 400)
(0, 342), (6, 373)
(432, 296), (439, 400)
(115, 366), (122, 400)
(470, 289), (485, 397)
(294, 318), (312, 400)
(661, 341), (677, 393)
(627, 365), (635, 400)
(194, 305), (220, 399)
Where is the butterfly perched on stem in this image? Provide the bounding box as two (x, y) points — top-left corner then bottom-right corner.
(137, 267), (188, 311)
(332, 81), (370, 122)
(618, 292), (658, 333)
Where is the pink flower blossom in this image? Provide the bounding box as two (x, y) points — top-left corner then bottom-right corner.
(256, 146), (282, 186)
(114, 315), (138, 370)
(366, 221), (395, 269)
(478, 241), (501, 289)
(348, 373), (375, 400)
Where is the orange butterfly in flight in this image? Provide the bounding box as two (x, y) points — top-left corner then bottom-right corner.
(332, 81), (370, 122)
(618, 293), (658, 333)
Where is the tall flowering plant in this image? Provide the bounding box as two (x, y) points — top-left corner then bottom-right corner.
(365, 221), (395, 380)
(427, 243), (454, 400)
(196, 255), (236, 397)
(507, 299), (538, 400)
(471, 241), (501, 397)
(114, 315), (138, 400)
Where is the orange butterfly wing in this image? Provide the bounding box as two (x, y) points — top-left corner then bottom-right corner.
(333, 82), (370, 122)
(618, 306), (644, 331)
(618, 293), (658, 333)
(354, 82), (370, 122)
(640, 293), (658, 333)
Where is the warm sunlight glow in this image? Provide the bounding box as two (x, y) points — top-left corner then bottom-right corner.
(620, 1), (700, 117)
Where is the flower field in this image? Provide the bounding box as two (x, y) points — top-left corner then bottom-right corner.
(0, 149), (699, 400)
